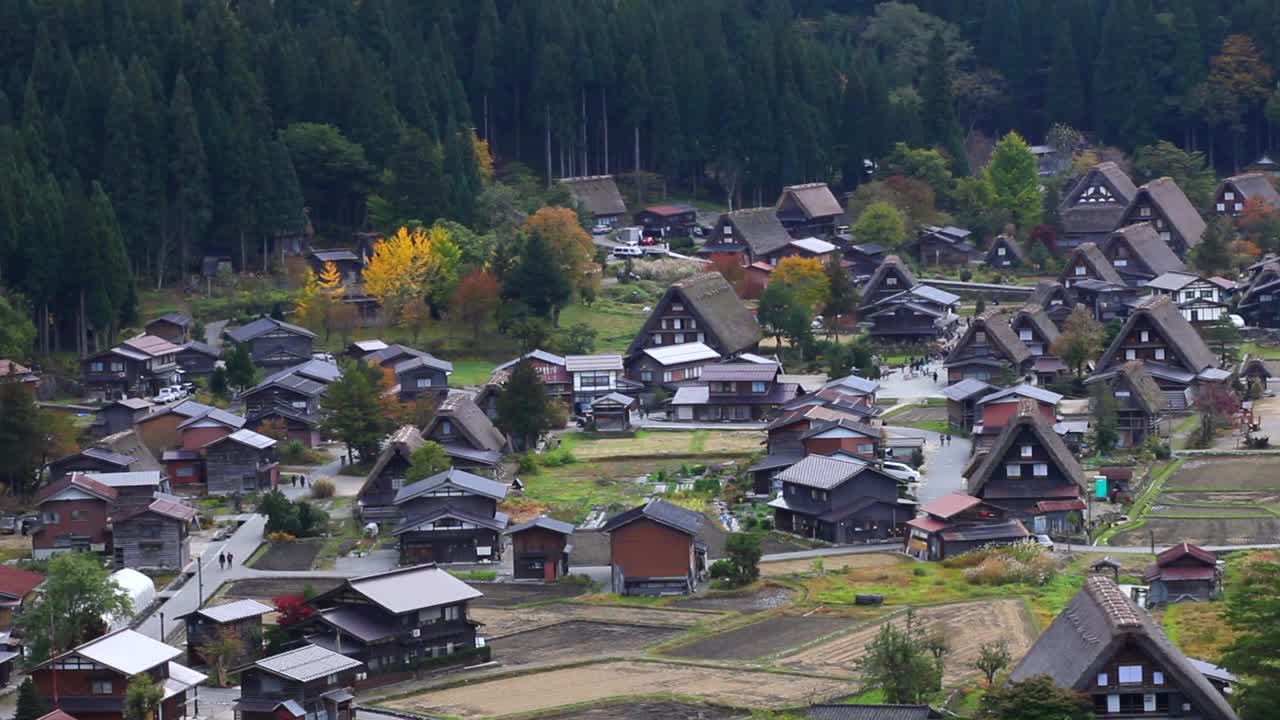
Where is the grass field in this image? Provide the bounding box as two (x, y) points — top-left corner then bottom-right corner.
(449, 358), (498, 386)
(1242, 342), (1280, 360)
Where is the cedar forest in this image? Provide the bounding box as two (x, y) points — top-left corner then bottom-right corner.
(2, 0), (1280, 355)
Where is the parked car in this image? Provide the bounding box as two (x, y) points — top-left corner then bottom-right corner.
(1034, 534), (1054, 550)
(153, 388), (180, 403)
(591, 223), (610, 236)
(312, 352), (336, 363)
(612, 246), (644, 258)
(880, 461), (921, 483)
(0, 516), (16, 535)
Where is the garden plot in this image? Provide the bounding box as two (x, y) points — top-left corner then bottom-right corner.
(1114, 517), (1280, 546)
(760, 551), (902, 577)
(490, 620), (683, 666)
(673, 585), (796, 613)
(665, 615), (859, 661)
(1114, 456), (1280, 545)
(472, 604), (715, 639)
(536, 700), (750, 719)
(382, 660), (852, 719)
(248, 540), (322, 571)
(469, 581), (588, 608)
(778, 600), (1037, 685)
(222, 577), (342, 600)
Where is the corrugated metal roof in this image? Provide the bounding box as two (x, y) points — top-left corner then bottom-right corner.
(564, 354), (624, 372)
(670, 386), (709, 405)
(394, 468), (508, 504)
(642, 342), (721, 366)
(776, 454), (868, 490)
(789, 237), (837, 254)
(255, 644), (363, 682)
(210, 428), (276, 450)
(72, 629), (182, 675)
(348, 564), (484, 614)
(701, 362), (780, 382)
(504, 516), (575, 535)
(84, 471), (163, 487)
(196, 598), (273, 623)
(977, 384), (1063, 406)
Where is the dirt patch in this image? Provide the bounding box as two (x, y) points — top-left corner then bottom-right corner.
(383, 660), (851, 718)
(491, 620), (682, 666)
(249, 541), (323, 571)
(778, 600), (1038, 685)
(673, 586), (795, 613)
(470, 582), (588, 608)
(1164, 457), (1280, 491)
(536, 700), (749, 719)
(665, 615), (856, 660)
(221, 577), (343, 600)
(761, 552), (902, 577)
(761, 534), (812, 555)
(1113, 516), (1280, 546)
(472, 604), (714, 638)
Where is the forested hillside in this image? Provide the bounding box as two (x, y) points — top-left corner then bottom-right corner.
(2, 0), (1280, 353)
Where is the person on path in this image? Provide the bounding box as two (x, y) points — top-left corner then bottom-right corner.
(226, 551), (234, 567)
(217, 552), (225, 570)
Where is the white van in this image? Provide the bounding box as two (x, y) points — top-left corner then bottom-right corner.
(612, 245), (644, 258)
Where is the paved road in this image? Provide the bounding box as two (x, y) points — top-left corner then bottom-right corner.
(204, 319), (229, 353)
(913, 428), (971, 504)
(137, 514), (268, 641)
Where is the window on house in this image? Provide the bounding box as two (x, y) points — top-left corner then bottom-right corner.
(1160, 231), (1171, 241)
(858, 443), (874, 454)
(1217, 203), (1226, 212)
(1115, 390), (1131, 397)
(391, 478), (404, 491)
(291, 401), (308, 410)
(640, 370), (653, 382)
(327, 673), (338, 686)
(1118, 665), (1143, 683)
(1235, 202), (1243, 212)
(42, 511), (58, 524)
(91, 680), (113, 694)
(1074, 265), (1086, 276)
(886, 277), (897, 286)
(997, 247), (1006, 256)
(90, 361), (104, 372)
(1113, 258), (1127, 267)
(1139, 330), (1149, 342)
(1106, 695), (1120, 713)
(1152, 671), (1164, 685)
(440, 420), (452, 435)
(1140, 206), (1151, 217)
(141, 523), (161, 538)
(1154, 348), (1166, 360)
(70, 510), (84, 521)
(662, 371), (674, 383)
(1225, 191), (1235, 200)
(1097, 672), (1109, 686)
(1020, 445), (1033, 458)
(1033, 463), (1048, 477)
(1125, 349), (1136, 360)
(674, 333), (685, 344)
(444, 605), (462, 621)
(1019, 329), (1033, 341)
(751, 381), (767, 393)
(243, 477), (258, 492)
(672, 303), (685, 311)
(177, 466), (194, 478)
(416, 377), (432, 389)
(1006, 464), (1022, 477)
(672, 318), (683, 330)
(652, 335), (663, 345)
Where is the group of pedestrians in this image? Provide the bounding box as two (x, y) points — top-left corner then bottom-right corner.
(940, 433), (954, 446)
(216, 550), (235, 570)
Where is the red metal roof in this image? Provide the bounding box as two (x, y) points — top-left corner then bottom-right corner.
(36, 711), (81, 720)
(1156, 542), (1216, 567)
(33, 473), (119, 505)
(919, 492), (982, 520)
(1034, 499), (1087, 513)
(644, 204), (697, 216)
(906, 517), (949, 533)
(0, 565), (45, 598)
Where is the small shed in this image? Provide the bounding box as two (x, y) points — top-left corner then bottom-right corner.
(589, 392), (636, 432)
(941, 378), (995, 432)
(181, 598), (271, 667)
(505, 516), (575, 580)
(106, 568), (155, 631)
(1144, 542), (1220, 606)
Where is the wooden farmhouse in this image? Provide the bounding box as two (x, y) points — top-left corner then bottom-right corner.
(1116, 177), (1206, 258)
(1059, 162), (1139, 250)
(603, 499), (707, 596)
(1010, 576), (1238, 720)
(1213, 172), (1280, 216)
(1084, 361), (1166, 449)
(1101, 222), (1186, 287)
(505, 516), (575, 580)
(626, 271), (761, 360)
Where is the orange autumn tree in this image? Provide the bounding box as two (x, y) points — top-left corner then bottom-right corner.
(773, 256), (831, 313)
(523, 207), (594, 296)
(453, 269), (500, 341)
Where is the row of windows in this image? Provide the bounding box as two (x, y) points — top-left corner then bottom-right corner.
(1006, 463), (1050, 478)
(1124, 348), (1166, 361)
(42, 509), (88, 524)
(710, 381), (769, 393)
(650, 332), (706, 345)
(660, 317), (697, 330)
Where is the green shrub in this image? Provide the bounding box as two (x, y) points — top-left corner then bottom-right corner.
(912, 566), (929, 577)
(539, 446), (577, 467)
(708, 559), (734, 579)
(517, 454), (539, 474)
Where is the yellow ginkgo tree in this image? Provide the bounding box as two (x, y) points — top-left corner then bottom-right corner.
(363, 226), (461, 322)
